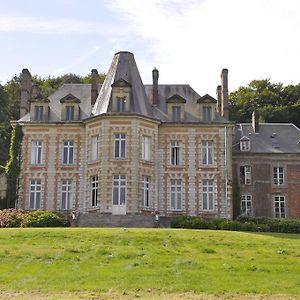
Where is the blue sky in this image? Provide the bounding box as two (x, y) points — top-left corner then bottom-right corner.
(1, 0), (300, 96)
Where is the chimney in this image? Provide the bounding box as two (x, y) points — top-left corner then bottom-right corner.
(91, 69), (99, 106)
(221, 68), (229, 120)
(152, 68), (159, 105)
(216, 85), (222, 113)
(252, 110), (259, 133)
(20, 68), (32, 118)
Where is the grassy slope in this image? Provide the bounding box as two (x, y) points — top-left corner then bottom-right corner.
(0, 228), (299, 298)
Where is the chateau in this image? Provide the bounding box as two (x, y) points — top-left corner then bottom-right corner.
(14, 51), (300, 226)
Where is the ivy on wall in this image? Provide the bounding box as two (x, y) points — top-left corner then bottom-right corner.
(5, 124), (23, 208)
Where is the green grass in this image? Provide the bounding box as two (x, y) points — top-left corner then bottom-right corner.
(0, 228), (299, 299)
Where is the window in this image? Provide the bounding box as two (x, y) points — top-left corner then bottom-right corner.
(274, 195), (286, 218)
(240, 140), (250, 151)
(91, 176), (99, 207)
(202, 141), (213, 165)
(113, 175), (126, 205)
(30, 140), (43, 165)
(170, 141), (182, 165)
(170, 179), (182, 211)
(141, 136), (151, 161)
(91, 135), (99, 161)
(241, 195), (252, 215)
(61, 180), (72, 210)
(240, 165), (251, 185)
(29, 179), (41, 209)
(203, 106), (212, 121)
(202, 179), (214, 211)
(116, 96), (126, 112)
(66, 106), (74, 121)
(34, 106), (43, 121)
(141, 175), (150, 207)
(273, 167), (284, 185)
(172, 106), (181, 121)
(63, 140), (74, 164)
(114, 133), (126, 159)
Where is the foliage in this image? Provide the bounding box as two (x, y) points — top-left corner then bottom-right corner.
(0, 208), (25, 227)
(5, 124), (23, 208)
(21, 210), (68, 227)
(171, 215), (300, 233)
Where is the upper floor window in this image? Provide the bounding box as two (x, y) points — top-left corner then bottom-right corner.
(35, 106), (43, 121)
(141, 175), (150, 207)
(170, 141), (182, 165)
(202, 179), (214, 211)
(141, 135), (151, 161)
(274, 195), (286, 218)
(202, 141), (213, 165)
(29, 179), (41, 209)
(170, 179), (182, 211)
(66, 106), (74, 121)
(240, 165), (251, 185)
(31, 140), (43, 165)
(203, 106), (212, 122)
(114, 133), (126, 159)
(273, 167), (284, 185)
(63, 140), (74, 164)
(91, 176), (99, 207)
(172, 106), (181, 122)
(91, 135), (99, 161)
(240, 137), (250, 151)
(61, 179), (72, 210)
(241, 195), (252, 215)
(116, 96), (126, 112)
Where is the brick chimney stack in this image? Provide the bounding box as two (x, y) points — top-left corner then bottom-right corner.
(221, 68), (229, 120)
(91, 69), (99, 106)
(152, 68), (159, 105)
(252, 110), (259, 133)
(20, 68), (32, 118)
(216, 85), (222, 113)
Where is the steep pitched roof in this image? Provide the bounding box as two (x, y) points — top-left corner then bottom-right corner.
(166, 94), (187, 103)
(197, 94), (217, 103)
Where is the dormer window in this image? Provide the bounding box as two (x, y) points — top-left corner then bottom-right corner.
(166, 94), (186, 122)
(172, 106), (181, 121)
(116, 96), (126, 112)
(197, 94), (217, 122)
(59, 93), (81, 121)
(30, 86), (50, 122)
(240, 136), (250, 151)
(66, 106), (75, 121)
(111, 78), (131, 113)
(35, 106), (44, 121)
(203, 106), (212, 121)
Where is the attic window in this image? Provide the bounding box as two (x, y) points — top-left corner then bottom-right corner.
(203, 106), (212, 121)
(116, 96), (126, 112)
(35, 106), (44, 121)
(66, 106), (74, 121)
(240, 137), (250, 151)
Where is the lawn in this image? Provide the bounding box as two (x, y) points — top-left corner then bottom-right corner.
(0, 228), (299, 299)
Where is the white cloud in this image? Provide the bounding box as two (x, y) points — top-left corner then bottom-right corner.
(109, 0), (300, 94)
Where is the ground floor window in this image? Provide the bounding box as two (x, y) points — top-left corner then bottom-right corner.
(29, 179), (42, 209)
(170, 179), (182, 211)
(202, 179), (214, 211)
(274, 195), (286, 218)
(141, 175), (150, 207)
(91, 176), (99, 207)
(61, 179), (72, 210)
(241, 195), (252, 215)
(113, 175), (126, 205)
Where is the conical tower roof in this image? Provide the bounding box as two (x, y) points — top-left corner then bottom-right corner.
(92, 51), (153, 117)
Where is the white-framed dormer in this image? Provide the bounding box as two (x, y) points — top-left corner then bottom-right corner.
(30, 87), (50, 122)
(197, 94), (217, 122)
(111, 78), (132, 113)
(240, 136), (251, 151)
(166, 94), (186, 122)
(59, 93), (81, 121)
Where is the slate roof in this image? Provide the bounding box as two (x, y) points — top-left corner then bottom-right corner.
(233, 123), (300, 154)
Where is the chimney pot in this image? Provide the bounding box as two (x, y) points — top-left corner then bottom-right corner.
(221, 68), (229, 120)
(152, 68), (159, 105)
(252, 110), (259, 133)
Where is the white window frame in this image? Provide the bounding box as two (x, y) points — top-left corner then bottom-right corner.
(172, 106), (181, 121)
(241, 195), (252, 215)
(141, 135), (151, 161)
(30, 140), (43, 165)
(170, 141), (182, 165)
(114, 133), (126, 159)
(66, 105), (74, 121)
(273, 167), (284, 185)
(240, 165), (251, 185)
(141, 175), (150, 207)
(61, 179), (72, 210)
(91, 176), (99, 207)
(91, 135), (99, 161)
(63, 140), (74, 164)
(240, 140), (250, 151)
(202, 141), (213, 165)
(116, 96), (126, 112)
(274, 195), (286, 218)
(202, 179), (214, 211)
(170, 179), (182, 211)
(113, 175), (126, 205)
(29, 179), (41, 209)
(35, 106), (43, 121)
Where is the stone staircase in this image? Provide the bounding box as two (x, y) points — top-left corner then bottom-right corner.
(77, 212), (171, 228)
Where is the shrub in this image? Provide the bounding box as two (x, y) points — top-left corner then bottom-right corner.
(0, 208), (25, 228)
(21, 211), (68, 227)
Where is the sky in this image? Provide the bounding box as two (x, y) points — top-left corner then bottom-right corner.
(0, 0), (300, 96)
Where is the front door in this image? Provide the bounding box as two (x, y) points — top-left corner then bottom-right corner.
(112, 175), (126, 215)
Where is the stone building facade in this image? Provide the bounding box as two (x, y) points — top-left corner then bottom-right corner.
(16, 51), (233, 224)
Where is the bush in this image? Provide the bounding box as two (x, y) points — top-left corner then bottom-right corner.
(21, 211), (68, 227)
(0, 208), (25, 228)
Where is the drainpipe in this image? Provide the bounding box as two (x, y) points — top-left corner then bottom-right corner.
(224, 126), (228, 218)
